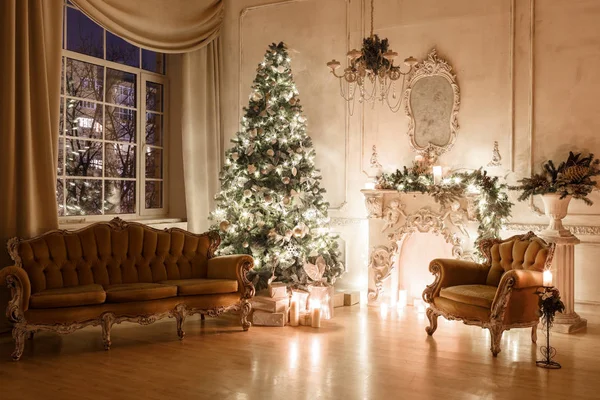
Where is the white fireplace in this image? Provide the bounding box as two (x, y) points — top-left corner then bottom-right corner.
(361, 189), (479, 306)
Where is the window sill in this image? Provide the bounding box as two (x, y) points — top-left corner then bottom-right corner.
(58, 217), (187, 231)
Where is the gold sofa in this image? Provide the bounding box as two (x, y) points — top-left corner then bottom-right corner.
(0, 218), (255, 361)
(422, 232), (554, 356)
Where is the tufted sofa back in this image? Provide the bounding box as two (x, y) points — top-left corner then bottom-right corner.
(483, 233), (552, 286)
(8, 219), (220, 295)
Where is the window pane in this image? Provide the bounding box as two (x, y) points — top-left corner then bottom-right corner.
(66, 58), (104, 101)
(65, 139), (103, 177)
(59, 97), (65, 136)
(61, 57), (65, 94)
(145, 112), (162, 145)
(106, 107), (136, 143)
(106, 143), (136, 178)
(57, 179), (65, 216)
(146, 82), (163, 112)
(104, 180), (136, 214)
(145, 148), (162, 179)
(106, 31), (140, 68)
(65, 179), (103, 215)
(142, 50), (165, 74)
(66, 7), (103, 58)
(58, 137), (64, 176)
(106, 69), (136, 107)
(145, 181), (163, 209)
(66, 99), (103, 139)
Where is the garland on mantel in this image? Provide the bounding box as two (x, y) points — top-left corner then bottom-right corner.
(376, 163), (513, 254)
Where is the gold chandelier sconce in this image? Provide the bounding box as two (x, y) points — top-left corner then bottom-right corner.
(326, 0), (417, 115)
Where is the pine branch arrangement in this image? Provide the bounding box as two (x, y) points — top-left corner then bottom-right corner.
(510, 152), (600, 205)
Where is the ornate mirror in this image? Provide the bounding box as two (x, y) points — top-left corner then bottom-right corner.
(404, 49), (460, 163)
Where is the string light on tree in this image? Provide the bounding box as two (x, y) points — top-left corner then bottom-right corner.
(209, 42), (344, 290)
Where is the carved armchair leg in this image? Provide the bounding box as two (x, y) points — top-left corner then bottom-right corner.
(101, 313), (115, 350)
(489, 325), (504, 357)
(28, 331), (35, 340)
(175, 311), (186, 340)
(531, 324), (538, 344)
(240, 299), (252, 331)
(11, 327), (27, 361)
(201, 314), (205, 321)
(425, 307), (439, 336)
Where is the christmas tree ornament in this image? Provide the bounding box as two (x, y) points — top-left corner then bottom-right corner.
(208, 42), (343, 290)
(219, 220), (230, 232)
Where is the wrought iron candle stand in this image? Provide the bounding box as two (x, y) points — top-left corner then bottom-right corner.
(536, 286), (561, 369)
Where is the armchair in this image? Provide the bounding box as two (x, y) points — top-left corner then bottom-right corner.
(422, 232), (554, 356)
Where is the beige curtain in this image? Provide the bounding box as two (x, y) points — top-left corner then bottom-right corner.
(169, 40), (222, 233)
(0, 0), (63, 333)
(71, 0), (223, 53)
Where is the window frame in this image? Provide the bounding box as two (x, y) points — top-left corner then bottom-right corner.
(58, 2), (169, 223)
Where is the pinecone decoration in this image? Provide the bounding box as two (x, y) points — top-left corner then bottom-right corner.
(562, 165), (589, 182)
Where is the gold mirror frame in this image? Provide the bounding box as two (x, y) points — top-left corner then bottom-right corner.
(403, 49), (460, 164)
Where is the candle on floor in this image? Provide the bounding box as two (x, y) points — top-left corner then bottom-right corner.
(543, 269), (553, 287)
(290, 298), (299, 326)
(310, 299), (321, 328)
(398, 290), (408, 308)
(380, 302), (389, 315)
(432, 166), (443, 185)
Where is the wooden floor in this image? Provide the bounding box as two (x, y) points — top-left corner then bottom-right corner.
(1, 304), (599, 400)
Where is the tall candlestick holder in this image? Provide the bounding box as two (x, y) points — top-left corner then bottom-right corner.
(536, 286), (564, 369)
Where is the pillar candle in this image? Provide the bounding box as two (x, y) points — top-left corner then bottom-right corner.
(311, 300), (321, 328)
(290, 299), (299, 326)
(432, 166), (443, 185)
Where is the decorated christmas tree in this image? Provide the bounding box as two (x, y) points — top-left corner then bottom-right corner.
(210, 42), (344, 290)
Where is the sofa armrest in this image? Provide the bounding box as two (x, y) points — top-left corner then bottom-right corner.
(207, 255), (255, 300)
(490, 269), (543, 321)
(0, 265), (31, 319)
(423, 258), (490, 303)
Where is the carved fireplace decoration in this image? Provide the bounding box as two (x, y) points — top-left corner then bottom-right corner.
(404, 49), (460, 164)
(362, 190), (477, 305)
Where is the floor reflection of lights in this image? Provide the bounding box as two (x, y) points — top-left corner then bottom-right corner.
(289, 339), (299, 369)
(311, 336), (321, 366)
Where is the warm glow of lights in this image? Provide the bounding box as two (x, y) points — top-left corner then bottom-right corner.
(543, 269), (553, 287)
(432, 166), (443, 185)
(311, 337), (321, 366)
(289, 340), (299, 369)
(398, 290), (408, 308)
(380, 302), (389, 318)
(364, 181), (376, 190)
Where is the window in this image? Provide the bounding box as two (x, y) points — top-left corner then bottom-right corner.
(58, 1), (167, 218)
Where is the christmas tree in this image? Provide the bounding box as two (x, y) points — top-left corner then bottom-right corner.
(210, 42), (344, 289)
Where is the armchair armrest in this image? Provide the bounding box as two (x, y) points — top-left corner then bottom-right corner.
(423, 258), (490, 303)
(0, 265), (31, 320)
(490, 269), (543, 321)
(207, 255), (255, 300)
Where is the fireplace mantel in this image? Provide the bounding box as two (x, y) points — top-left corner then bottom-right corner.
(360, 189), (479, 306)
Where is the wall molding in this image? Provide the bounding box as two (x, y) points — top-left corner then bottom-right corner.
(238, 0), (351, 211)
(504, 223), (600, 236)
(330, 217), (366, 227)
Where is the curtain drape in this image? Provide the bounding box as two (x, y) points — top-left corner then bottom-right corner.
(71, 0), (223, 53)
(0, 0), (64, 333)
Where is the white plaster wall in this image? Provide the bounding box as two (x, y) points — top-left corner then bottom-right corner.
(220, 0), (600, 303)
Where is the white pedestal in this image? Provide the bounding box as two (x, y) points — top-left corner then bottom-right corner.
(540, 232), (587, 334)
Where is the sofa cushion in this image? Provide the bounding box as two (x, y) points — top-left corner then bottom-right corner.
(159, 279), (238, 296)
(29, 284), (106, 309)
(439, 284), (497, 309)
(105, 283), (177, 303)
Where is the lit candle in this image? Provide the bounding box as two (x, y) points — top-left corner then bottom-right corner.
(415, 155), (424, 163)
(290, 298), (299, 327)
(364, 181), (376, 190)
(310, 299), (321, 328)
(398, 289), (408, 308)
(380, 302), (389, 315)
(543, 269), (553, 287)
(432, 166), (443, 185)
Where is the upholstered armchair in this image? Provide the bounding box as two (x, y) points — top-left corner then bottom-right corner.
(422, 232), (554, 356)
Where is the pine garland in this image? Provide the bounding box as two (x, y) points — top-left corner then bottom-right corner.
(377, 164), (513, 254)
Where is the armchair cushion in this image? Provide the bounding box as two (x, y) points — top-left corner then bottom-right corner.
(29, 284), (106, 309)
(486, 237), (549, 286)
(427, 259), (490, 299)
(439, 284), (497, 309)
(160, 279), (238, 296)
(105, 283), (177, 303)
(433, 297), (491, 322)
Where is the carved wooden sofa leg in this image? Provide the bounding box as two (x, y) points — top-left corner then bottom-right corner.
(11, 327), (27, 361)
(489, 325), (504, 357)
(531, 324), (538, 344)
(173, 305), (186, 340)
(425, 308), (439, 336)
(27, 331), (35, 340)
(101, 313), (115, 350)
(200, 314), (205, 321)
(240, 300), (252, 331)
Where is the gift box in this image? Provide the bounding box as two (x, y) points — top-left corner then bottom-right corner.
(344, 291), (360, 306)
(291, 290), (309, 312)
(252, 310), (287, 327)
(298, 311), (312, 326)
(252, 294), (289, 313)
(268, 282), (288, 298)
(307, 284), (334, 320)
(333, 292), (345, 308)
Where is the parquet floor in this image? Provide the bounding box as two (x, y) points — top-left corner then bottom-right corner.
(0, 303), (599, 400)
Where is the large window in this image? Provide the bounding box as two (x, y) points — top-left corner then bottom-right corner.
(57, 1), (167, 218)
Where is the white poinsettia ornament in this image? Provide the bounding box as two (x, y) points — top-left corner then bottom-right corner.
(266, 149), (275, 157)
(292, 222), (309, 238)
(231, 152), (239, 161)
(251, 91), (263, 101)
(219, 220), (230, 232)
(304, 256), (327, 282)
(243, 189), (252, 198)
(247, 164), (257, 174)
